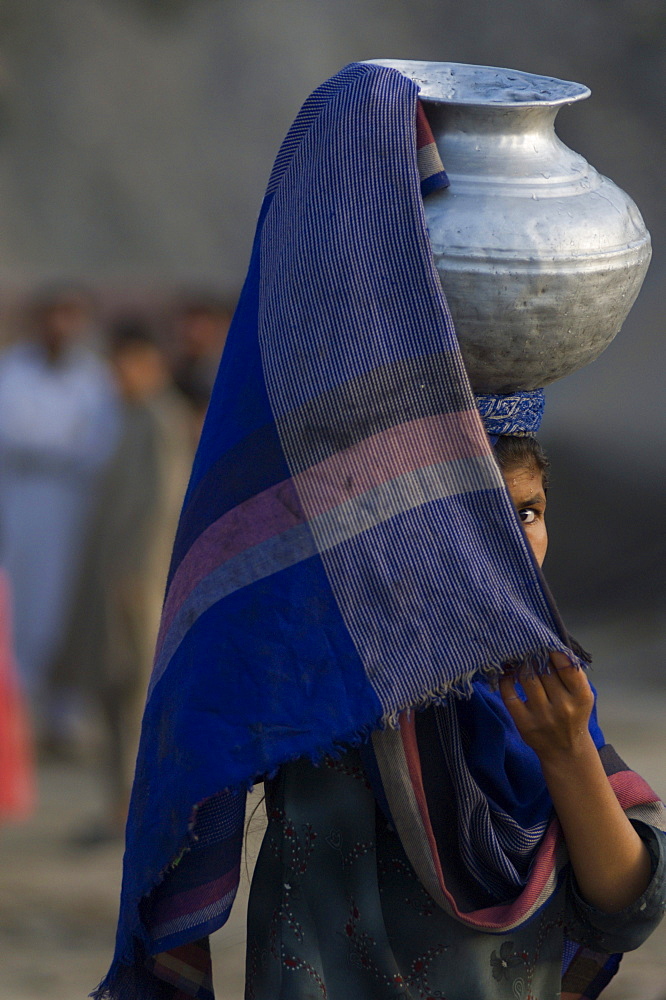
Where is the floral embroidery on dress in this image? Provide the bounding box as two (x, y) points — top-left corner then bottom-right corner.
(407, 944), (451, 999)
(266, 807), (317, 948)
(247, 751), (636, 1000)
(490, 941), (524, 981)
(338, 897), (452, 999)
(325, 829), (375, 871)
(522, 914), (564, 999)
(340, 898), (408, 993)
(487, 913), (564, 999)
(268, 807), (317, 875)
(281, 952), (328, 998)
(249, 805), (328, 997)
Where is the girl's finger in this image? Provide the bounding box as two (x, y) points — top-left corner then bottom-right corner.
(537, 664), (572, 699)
(498, 675), (526, 710)
(547, 651), (589, 694)
(516, 670), (550, 707)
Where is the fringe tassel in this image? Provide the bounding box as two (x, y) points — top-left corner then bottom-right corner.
(90, 952), (177, 1000)
(378, 643), (588, 729)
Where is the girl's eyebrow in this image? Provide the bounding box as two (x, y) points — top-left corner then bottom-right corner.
(514, 492), (546, 507)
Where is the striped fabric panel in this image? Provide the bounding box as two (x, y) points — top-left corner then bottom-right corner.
(371, 715), (565, 932)
(146, 788), (245, 955)
(416, 100), (449, 195)
(257, 62), (576, 722)
(271, 67), (448, 204)
(259, 78), (466, 421)
(373, 716), (666, 935)
(169, 420), (289, 575)
(271, 351), (484, 475)
(264, 63), (372, 197)
(158, 409), (489, 648)
(150, 874), (238, 948)
(608, 770), (663, 811)
(625, 800), (666, 832)
(320, 495), (558, 716)
(432, 702), (547, 899)
(400, 711), (565, 930)
(601, 743), (666, 830)
(148, 939), (214, 1000)
(561, 947), (622, 999)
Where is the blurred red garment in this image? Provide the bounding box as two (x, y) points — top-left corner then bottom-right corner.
(0, 569), (35, 820)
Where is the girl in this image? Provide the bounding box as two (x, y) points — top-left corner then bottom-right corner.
(95, 63), (665, 1000)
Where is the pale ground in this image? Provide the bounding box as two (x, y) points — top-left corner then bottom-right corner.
(1, 682), (665, 1000)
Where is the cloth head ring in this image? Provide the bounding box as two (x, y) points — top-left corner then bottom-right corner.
(475, 389), (545, 442)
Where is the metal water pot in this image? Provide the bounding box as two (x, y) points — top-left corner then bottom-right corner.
(369, 60), (652, 393)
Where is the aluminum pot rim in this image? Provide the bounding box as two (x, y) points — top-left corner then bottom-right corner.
(364, 59), (591, 109)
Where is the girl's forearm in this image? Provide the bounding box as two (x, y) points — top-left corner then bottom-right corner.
(539, 734), (652, 913)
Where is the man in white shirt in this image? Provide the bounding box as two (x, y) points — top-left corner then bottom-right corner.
(0, 287), (119, 727)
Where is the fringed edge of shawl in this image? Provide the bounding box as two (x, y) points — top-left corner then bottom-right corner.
(260, 643), (589, 759)
(379, 644), (589, 728)
(91, 950), (175, 1000)
(92, 935), (215, 1000)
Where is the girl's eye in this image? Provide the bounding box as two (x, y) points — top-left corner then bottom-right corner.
(519, 508), (537, 524)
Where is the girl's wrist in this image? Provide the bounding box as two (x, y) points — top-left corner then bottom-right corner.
(536, 730), (598, 773)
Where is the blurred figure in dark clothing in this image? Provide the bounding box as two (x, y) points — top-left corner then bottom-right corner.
(171, 293), (233, 433)
(54, 317), (193, 838)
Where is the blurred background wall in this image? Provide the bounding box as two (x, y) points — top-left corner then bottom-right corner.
(0, 0), (664, 664)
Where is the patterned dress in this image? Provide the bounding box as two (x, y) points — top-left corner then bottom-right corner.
(245, 750), (666, 1000)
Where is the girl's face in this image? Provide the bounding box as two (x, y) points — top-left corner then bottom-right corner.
(504, 464), (548, 567)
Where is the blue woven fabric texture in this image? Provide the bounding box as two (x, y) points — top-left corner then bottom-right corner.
(475, 389), (546, 437)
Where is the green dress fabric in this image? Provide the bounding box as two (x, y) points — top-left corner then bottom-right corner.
(245, 749), (665, 1000)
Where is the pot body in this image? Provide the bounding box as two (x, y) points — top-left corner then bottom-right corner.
(369, 61), (652, 392)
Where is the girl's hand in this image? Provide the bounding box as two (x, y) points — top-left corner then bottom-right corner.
(500, 650), (653, 913)
(498, 651), (595, 762)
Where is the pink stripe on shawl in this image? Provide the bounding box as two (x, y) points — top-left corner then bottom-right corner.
(399, 714), (563, 930)
(294, 408), (486, 516)
(151, 869), (239, 929)
(157, 409), (488, 654)
(608, 769), (660, 809)
(155, 477), (306, 655)
(415, 101), (433, 151)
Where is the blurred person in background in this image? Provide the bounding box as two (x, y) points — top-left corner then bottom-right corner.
(171, 293), (233, 436)
(0, 285), (118, 740)
(53, 316), (193, 840)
